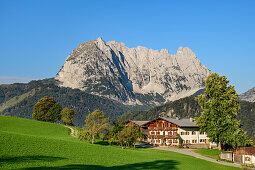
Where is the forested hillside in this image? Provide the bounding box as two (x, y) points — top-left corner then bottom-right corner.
(122, 96), (255, 139)
(0, 79), (149, 127)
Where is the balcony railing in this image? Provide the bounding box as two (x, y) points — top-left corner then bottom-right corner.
(148, 127), (178, 131)
(148, 135), (177, 138)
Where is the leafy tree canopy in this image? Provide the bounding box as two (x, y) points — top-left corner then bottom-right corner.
(195, 73), (252, 149)
(61, 107), (77, 126)
(47, 103), (62, 122)
(32, 97), (62, 122)
(117, 125), (141, 149)
(80, 109), (109, 144)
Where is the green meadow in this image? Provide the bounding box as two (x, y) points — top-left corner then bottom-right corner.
(0, 116), (239, 169)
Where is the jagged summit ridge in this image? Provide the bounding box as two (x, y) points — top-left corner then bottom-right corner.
(239, 87), (255, 102)
(56, 37), (211, 105)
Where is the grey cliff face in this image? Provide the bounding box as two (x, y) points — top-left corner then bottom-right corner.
(55, 37), (211, 105)
(239, 87), (255, 102)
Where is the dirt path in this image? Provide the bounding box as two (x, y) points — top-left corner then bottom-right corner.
(136, 143), (247, 169)
(65, 126), (78, 138)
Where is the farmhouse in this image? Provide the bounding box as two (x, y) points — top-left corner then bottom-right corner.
(145, 117), (215, 148)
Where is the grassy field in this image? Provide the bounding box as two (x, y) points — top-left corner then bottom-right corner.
(0, 116), (240, 169)
(194, 149), (223, 159)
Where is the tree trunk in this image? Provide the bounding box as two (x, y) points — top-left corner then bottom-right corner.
(92, 135), (95, 144)
(218, 142), (222, 150)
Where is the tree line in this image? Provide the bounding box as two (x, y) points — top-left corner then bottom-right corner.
(32, 96), (76, 125)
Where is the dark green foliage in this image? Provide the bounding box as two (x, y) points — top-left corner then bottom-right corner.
(47, 103), (62, 122)
(32, 97), (60, 122)
(121, 96), (201, 121)
(61, 107), (76, 125)
(108, 118), (125, 140)
(0, 79), (148, 127)
(177, 134), (184, 148)
(117, 125), (141, 149)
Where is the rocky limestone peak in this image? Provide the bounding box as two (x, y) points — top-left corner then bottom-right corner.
(239, 87), (255, 102)
(55, 37), (211, 105)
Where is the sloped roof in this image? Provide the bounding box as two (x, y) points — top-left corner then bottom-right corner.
(160, 117), (198, 127)
(128, 120), (150, 126)
(237, 147), (255, 156)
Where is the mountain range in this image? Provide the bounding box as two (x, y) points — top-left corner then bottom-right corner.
(239, 87), (255, 102)
(56, 37), (211, 105)
(0, 37), (254, 138)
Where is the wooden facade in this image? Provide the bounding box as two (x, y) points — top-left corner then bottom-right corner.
(146, 117), (211, 147)
(147, 119), (178, 146)
(146, 118), (179, 146)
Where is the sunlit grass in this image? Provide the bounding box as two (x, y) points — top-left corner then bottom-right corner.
(0, 116), (239, 169)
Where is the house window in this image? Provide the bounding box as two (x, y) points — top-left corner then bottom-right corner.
(185, 132), (189, 135)
(181, 132), (184, 135)
(192, 140), (197, 143)
(192, 131), (196, 135)
(186, 140), (190, 144)
(168, 131), (172, 135)
(169, 123), (171, 127)
(245, 157), (250, 161)
(151, 131), (155, 135)
(200, 132), (205, 135)
(200, 139), (205, 143)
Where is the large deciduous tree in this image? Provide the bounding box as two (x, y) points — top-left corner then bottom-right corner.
(117, 125), (141, 149)
(80, 109), (109, 144)
(47, 103), (62, 122)
(61, 107), (77, 126)
(195, 73), (251, 149)
(32, 97), (62, 122)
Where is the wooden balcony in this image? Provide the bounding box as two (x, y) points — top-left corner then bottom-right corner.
(148, 135), (177, 139)
(148, 127), (178, 131)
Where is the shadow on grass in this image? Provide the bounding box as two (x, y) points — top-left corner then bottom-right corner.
(0, 155), (66, 165)
(18, 160), (178, 169)
(94, 140), (110, 145)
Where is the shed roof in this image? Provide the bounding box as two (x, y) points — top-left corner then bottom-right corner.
(128, 120), (149, 126)
(236, 147), (255, 156)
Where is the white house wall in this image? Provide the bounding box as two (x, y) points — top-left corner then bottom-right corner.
(178, 127), (210, 144)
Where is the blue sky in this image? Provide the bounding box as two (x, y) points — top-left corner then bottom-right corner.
(0, 0), (254, 94)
